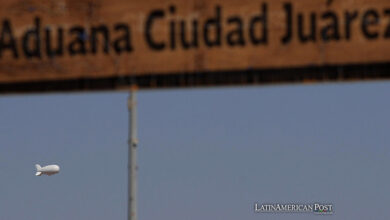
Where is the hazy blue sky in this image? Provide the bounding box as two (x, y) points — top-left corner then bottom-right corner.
(0, 82), (389, 220)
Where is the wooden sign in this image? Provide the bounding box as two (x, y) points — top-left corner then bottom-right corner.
(1, 0), (390, 93)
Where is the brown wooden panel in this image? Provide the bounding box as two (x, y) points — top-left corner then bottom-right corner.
(0, 0), (390, 92)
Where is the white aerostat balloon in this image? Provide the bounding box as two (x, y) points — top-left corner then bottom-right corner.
(35, 164), (60, 176)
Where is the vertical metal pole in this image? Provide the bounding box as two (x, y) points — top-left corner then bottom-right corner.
(128, 90), (138, 220)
